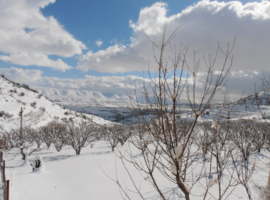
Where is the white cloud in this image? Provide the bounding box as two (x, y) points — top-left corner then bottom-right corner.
(129, 2), (167, 36)
(77, 1), (270, 75)
(95, 40), (103, 48)
(78, 44), (127, 72)
(0, 67), (43, 83)
(0, 52), (71, 71)
(38, 74), (145, 95)
(0, 0), (86, 71)
(193, 70), (267, 101)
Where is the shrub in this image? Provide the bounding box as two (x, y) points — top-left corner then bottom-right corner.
(22, 84), (30, 90)
(21, 84), (38, 93)
(30, 101), (37, 109)
(0, 111), (13, 118)
(39, 107), (46, 112)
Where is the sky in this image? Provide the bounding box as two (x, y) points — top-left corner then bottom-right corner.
(0, 0), (270, 101)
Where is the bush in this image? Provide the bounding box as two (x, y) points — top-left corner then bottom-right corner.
(61, 117), (68, 122)
(22, 84), (30, 90)
(0, 111), (13, 118)
(21, 84), (38, 93)
(30, 101), (37, 108)
(9, 89), (17, 93)
(20, 92), (25, 96)
(39, 107), (46, 112)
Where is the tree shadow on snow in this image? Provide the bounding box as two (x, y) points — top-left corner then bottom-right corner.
(82, 151), (112, 156)
(41, 154), (74, 163)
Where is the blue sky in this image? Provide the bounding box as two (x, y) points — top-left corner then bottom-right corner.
(41, 0), (212, 79)
(0, 0), (269, 100)
(40, 0), (256, 78)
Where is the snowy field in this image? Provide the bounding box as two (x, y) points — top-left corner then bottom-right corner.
(5, 141), (159, 200)
(4, 139), (270, 200)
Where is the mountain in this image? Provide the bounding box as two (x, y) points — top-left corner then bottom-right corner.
(0, 75), (110, 132)
(236, 90), (270, 106)
(36, 87), (131, 104)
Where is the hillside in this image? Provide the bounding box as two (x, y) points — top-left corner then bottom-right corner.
(236, 90), (270, 106)
(0, 75), (110, 132)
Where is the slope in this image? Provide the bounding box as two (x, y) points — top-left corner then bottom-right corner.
(0, 75), (110, 132)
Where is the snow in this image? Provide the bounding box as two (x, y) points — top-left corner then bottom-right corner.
(36, 87), (132, 104)
(1, 75), (270, 199)
(5, 142), (152, 200)
(3, 140), (270, 200)
(0, 76), (110, 132)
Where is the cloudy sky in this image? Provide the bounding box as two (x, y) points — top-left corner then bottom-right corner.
(0, 0), (269, 101)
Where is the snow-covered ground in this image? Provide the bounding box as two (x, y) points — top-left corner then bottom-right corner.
(4, 139), (270, 200)
(2, 75), (270, 199)
(5, 141), (157, 200)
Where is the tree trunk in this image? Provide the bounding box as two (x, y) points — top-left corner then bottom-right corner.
(76, 149), (81, 155)
(20, 148), (26, 160)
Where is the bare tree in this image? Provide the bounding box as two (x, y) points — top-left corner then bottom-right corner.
(45, 121), (68, 152)
(2, 126), (41, 161)
(66, 119), (97, 155)
(39, 125), (53, 149)
(102, 124), (121, 152)
(114, 25), (235, 200)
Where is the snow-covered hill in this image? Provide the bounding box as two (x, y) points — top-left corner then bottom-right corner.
(236, 90), (270, 106)
(36, 87), (131, 103)
(0, 75), (110, 131)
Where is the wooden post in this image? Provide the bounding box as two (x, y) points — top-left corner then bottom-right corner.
(20, 107), (23, 140)
(0, 152), (9, 200)
(6, 180), (9, 200)
(0, 152), (3, 163)
(3, 161), (5, 182)
(268, 169), (270, 200)
(2, 160), (6, 200)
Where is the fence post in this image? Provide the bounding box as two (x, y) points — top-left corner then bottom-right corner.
(3, 161), (5, 183)
(3, 160), (6, 200)
(0, 152), (3, 163)
(6, 180), (9, 200)
(0, 153), (9, 200)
